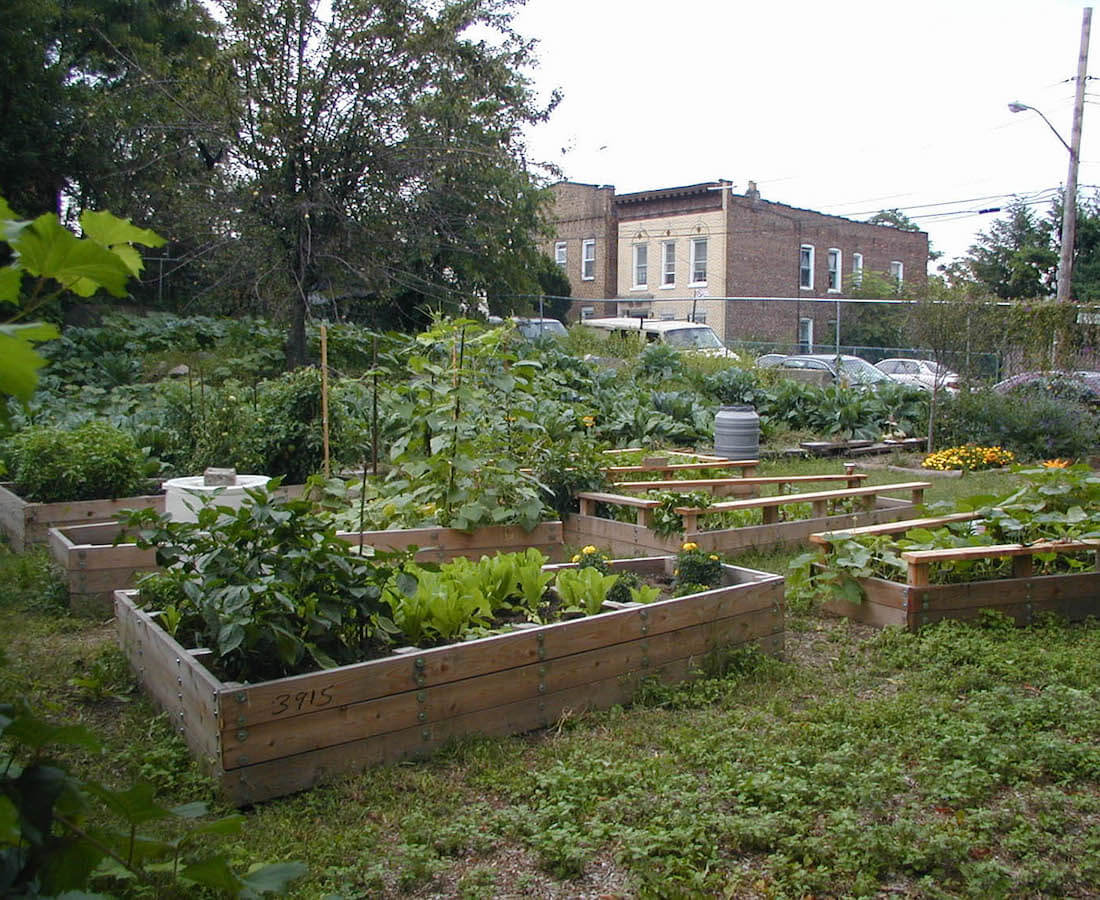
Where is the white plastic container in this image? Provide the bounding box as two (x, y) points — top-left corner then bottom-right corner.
(163, 474), (271, 523)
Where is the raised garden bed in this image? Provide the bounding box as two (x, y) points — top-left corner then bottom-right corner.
(0, 482), (164, 553)
(567, 479), (928, 558)
(811, 514), (1100, 629)
(115, 557), (784, 806)
(50, 520), (565, 615)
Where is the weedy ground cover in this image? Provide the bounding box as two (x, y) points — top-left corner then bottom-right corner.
(3, 525), (1098, 897)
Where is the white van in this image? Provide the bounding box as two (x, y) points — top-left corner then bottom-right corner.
(581, 317), (733, 357)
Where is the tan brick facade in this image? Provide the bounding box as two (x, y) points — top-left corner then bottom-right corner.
(544, 180), (929, 342)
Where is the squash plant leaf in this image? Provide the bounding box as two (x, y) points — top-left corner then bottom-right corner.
(239, 861), (309, 898)
(10, 214), (132, 297)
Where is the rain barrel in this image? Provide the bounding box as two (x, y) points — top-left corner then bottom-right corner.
(714, 405), (760, 460)
(163, 473), (271, 523)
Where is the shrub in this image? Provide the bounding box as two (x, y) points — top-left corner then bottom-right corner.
(933, 389), (1098, 461)
(5, 422), (149, 502)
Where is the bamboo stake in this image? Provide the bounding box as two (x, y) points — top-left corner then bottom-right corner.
(320, 323), (330, 477)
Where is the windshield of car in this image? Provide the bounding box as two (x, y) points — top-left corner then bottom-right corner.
(661, 327), (723, 350)
(516, 319), (567, 339)
(837, 357), (892, 384)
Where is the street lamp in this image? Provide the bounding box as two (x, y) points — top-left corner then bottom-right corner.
(1008, 100), (1078, 303)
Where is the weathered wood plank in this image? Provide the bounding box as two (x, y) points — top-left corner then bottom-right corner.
(809, 512), (981, 546)
(219, 604), (784, 767)
(0, 483), (164, 551)
(218, 629), (784, 806)
(115, 592), (223, 766)
(336, 522), (565, 563)
(227, 573), (784, 729)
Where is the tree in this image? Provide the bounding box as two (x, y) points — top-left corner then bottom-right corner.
(965, 200), (1058, 300)
(865, 208), (922, 232)
(0, 0), (223, 221)
(199, 0), (556, 365)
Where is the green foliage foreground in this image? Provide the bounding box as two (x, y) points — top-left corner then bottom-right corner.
(2, 548), (1098, 897)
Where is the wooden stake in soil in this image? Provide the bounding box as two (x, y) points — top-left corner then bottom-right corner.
(320, 323), (330, 477)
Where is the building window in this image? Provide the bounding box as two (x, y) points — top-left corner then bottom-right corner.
(890, 260), (904, 284)
(800, 244), (814, 290)
(580, 305), (595, 320)
(554, 241), (566, 267)
(661, 241), (676, 286)
(798, 317), (814, 353)
(690, 237), (707, 285)
(581, 239), (595, 281)
(632, 244), (648, 289)
(690, 310), (707, 324)
(660, 310), (676, 320)
(852, 252), (863, 287)
(827, 249), (841, 292)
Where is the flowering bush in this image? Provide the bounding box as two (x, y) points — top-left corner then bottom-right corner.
(922, 445), (1015, 472)
(673, 541), (723, 591)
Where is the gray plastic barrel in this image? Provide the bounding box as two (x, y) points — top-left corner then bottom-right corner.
(714, 405), (760, 460)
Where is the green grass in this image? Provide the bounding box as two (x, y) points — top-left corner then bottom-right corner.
(1, 454), (1096, 898)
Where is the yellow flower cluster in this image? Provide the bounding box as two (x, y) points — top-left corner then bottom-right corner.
(922, 445), (1015, 472)
(571, 545), (600, 563)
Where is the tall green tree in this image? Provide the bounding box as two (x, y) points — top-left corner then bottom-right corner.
(0, 0), (222, 221)
(965, 200), (1057, 300)
(204, 0), (556, 365)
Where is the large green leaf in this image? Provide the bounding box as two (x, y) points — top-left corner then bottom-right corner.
(79, 209), (166, 251)
(0, 266), (21, 303)
(0, 325), (57, 405)
(180, 855), (244, 893)
(84, 781), (170, 827)
(239, 861), (309, 898)
(11, 215), (132, 297)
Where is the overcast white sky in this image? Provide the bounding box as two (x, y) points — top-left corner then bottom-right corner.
(513, 0), (1099, 270)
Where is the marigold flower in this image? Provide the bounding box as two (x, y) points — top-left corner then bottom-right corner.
(681, 542), (698, 552)
(582, 545), (598, 555)
(1042, 458), (1072, 468)
(571, 554), (581, 563)
(581, 415), (596, 428)
(709, 554), (720, 561)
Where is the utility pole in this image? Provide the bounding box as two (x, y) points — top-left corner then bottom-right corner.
(1058, 7), (1091, 303)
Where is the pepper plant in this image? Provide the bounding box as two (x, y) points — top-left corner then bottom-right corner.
(119, 483), (413, 682)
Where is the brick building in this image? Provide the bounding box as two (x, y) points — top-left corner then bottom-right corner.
(544, 180), (929, 349)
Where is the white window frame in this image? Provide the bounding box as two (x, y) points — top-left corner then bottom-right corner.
(890, 260), (904, 284)
(661, 240), (676, 287)
(798, 316), (814, 352)
(689, 237), (708, 286)
(581, 239), (596, 281)
(632, 243), (648, 289)
(554, 241), (567, 267)
(800, 244), (814, 290)
(852, 252), (864, 287)
(827, 248), (841, 293)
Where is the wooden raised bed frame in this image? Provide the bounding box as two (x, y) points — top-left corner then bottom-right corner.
(115, 557), (784, 806)
(51, 521), (565, 615)
(568, 476), (929, 557)
(0, 482), (164, 553)
(811, 514), (1100, 629)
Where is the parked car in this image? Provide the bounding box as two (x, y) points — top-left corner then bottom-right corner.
(875, 358), (960, 392)
(757, 353), (893, 388)
(513, 317), (567, 340)
(992, 370), (1100, 401)
(487, 316), (568, 341)
(580, 317), (734, 357)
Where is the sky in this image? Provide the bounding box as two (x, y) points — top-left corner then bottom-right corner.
(512, 0), (1099, 270)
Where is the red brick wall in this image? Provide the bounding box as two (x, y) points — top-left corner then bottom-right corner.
(544, 183), (618, 306)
